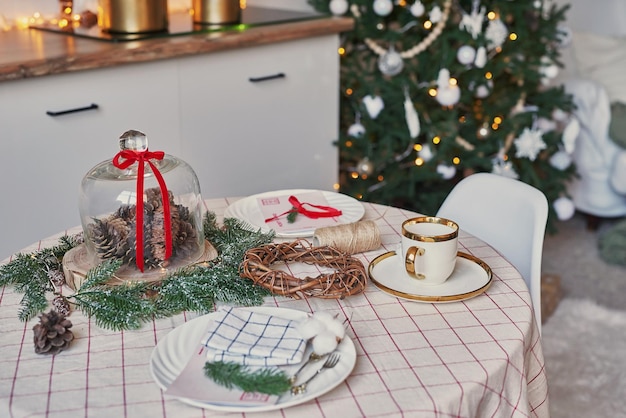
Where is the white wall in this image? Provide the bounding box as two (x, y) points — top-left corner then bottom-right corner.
(549, 0), (626, 36)
(0, 0), (313, 21)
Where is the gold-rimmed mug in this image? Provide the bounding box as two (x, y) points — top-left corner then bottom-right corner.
(401, 217), (459, 285)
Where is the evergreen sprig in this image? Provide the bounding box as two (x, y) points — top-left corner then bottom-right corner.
(0, 234), (81, 321)
(204, 361), (291, 395)
(0, 212), (275, 330)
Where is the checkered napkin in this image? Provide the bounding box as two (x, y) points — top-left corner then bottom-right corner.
(201, 307), (307, 367)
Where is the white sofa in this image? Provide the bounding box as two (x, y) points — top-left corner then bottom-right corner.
(552, 0), (626, 225)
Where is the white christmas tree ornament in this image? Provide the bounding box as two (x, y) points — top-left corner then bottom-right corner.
(404, 90), (420, 138)
(553, 196), (576, 221)
(435, 69), (461, 106)
(418, 144), (434, 162)
(561, 118), (580, 154)
(474, 46), (487, 68)
(485, 18), (508, 50)
(492, 158), (519, 179)
(457, 45), (477, 65)
(429, 5), (443, 23)
(348, 122), (366, 137)
(410, 1), (425, 17)
(363, 95), (385, 119)
(329, 0), (349, 16)
(514, 127), (546, 161)
(549, 149), (572, 171)
(436, 164), (456, 180)
(372, 0), (393, 16)
(459, 6), (485, 39)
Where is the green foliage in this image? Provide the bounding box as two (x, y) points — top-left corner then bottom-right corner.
(0, 235), (82, 321)
(204, 361), (291, 395)
(599, 219), (626, 266)
(1, 212), (275, 330)
(308, 0), (576, 226)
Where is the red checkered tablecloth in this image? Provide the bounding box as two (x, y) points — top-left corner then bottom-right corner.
(0, 199), (548, 418)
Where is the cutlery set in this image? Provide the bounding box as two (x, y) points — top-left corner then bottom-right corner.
(290, 353), (342, 395)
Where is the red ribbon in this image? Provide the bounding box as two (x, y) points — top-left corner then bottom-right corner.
(264, 195), (343, 223)
(112, 149), (172, 272)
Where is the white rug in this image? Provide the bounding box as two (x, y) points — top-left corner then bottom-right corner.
(542, 298), (626, 418)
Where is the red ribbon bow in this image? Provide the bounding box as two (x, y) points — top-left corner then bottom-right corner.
(112, 149), (172, 272)
(264, 195), (342, 223)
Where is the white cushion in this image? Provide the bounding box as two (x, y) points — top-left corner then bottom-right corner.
(571, 31), (626, 103)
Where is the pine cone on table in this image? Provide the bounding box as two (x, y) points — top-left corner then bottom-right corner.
(33, 310), (74, 355)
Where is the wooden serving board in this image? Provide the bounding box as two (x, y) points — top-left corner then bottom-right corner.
(62, 240), (218, 290)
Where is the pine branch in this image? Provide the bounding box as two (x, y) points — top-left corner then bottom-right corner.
(0, 234), (82, 321)
(204, 361), (291, 396)
(70, 280), (156, 330)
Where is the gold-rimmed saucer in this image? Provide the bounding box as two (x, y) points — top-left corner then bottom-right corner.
(368, 251), (492, 303)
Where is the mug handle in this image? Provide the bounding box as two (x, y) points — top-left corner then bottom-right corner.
(405, 246), (426, 279)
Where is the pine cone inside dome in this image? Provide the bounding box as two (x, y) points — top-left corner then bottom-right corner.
(33, 310), (74, 355)
(88, 187), (201, 269)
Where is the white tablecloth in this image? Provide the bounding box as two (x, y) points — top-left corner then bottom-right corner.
(0, 198), (548, 417)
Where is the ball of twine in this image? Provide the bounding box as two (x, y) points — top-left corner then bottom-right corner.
(314, 220), (381, 255)
(239, 240), (367, 299)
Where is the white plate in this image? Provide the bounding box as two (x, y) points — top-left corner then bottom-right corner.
(150, 307), (357, 412)
(224, 189), (365, 237)
(368, 251), (493, 303)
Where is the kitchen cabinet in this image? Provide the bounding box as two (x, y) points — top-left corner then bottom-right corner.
(0, 62), (180, 259)
(178, 35), (340, 198)
(0, 23), (344, 260)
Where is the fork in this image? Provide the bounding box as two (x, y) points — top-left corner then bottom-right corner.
(289, 352), (326, 384)
(290, 353), (341, 395)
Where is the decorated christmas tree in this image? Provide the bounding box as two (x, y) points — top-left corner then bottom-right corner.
(308, 0), (577, 226)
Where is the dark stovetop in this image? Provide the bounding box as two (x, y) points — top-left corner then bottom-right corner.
(30, 7), (326, 43)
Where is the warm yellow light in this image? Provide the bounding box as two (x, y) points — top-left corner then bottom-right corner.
(338, 47), (346, 56)
(63, 7), (72, 15)
(333, 183), (340, 190)
(424, 21), (433, 30)
(485, 72), (493, 80)
(494, 116), (503, 124)
(377, 175), (384, 181)
(509, 33), (518, 41)
(398, 0), (407, 6)
(492, 123), (499, 130)
(240, 0), (247, 9)
(58, 19), (69, 28)
(346, 88), (353, 96)
(415, 158), (424, 166)
(449, 78), (458, 86)
(428, 88), (437, 97)
(351, 172), (359, 179)
(414, 144), (423, 151)
(432, 136), (441, 144)
(452, 157), (461, 165)
(487, 11), (496, 20)
(345, 140), (353, 147)
(357, 194), (363, 199)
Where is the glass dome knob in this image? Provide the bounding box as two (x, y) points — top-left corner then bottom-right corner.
(119, 129), (149, 151)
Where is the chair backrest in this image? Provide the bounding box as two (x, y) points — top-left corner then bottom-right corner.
(436, 173), (549, 331)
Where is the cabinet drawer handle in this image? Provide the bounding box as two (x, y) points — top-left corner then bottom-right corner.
(46, 103), (99, 117)
(248, 73), (286, 83)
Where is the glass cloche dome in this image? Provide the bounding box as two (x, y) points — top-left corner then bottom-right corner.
(79, 130), (205, 273)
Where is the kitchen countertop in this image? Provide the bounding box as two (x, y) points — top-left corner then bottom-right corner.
(0, 13), (353, 83)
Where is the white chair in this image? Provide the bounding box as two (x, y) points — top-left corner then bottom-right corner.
(436, 173), (548, 332)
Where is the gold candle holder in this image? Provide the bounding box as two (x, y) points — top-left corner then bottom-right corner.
(192, 0), (241, 25)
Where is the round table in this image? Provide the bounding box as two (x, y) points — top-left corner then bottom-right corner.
(0, 198), (548, 418)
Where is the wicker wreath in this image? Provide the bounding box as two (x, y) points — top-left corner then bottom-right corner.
(240, 240), (367, 299)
